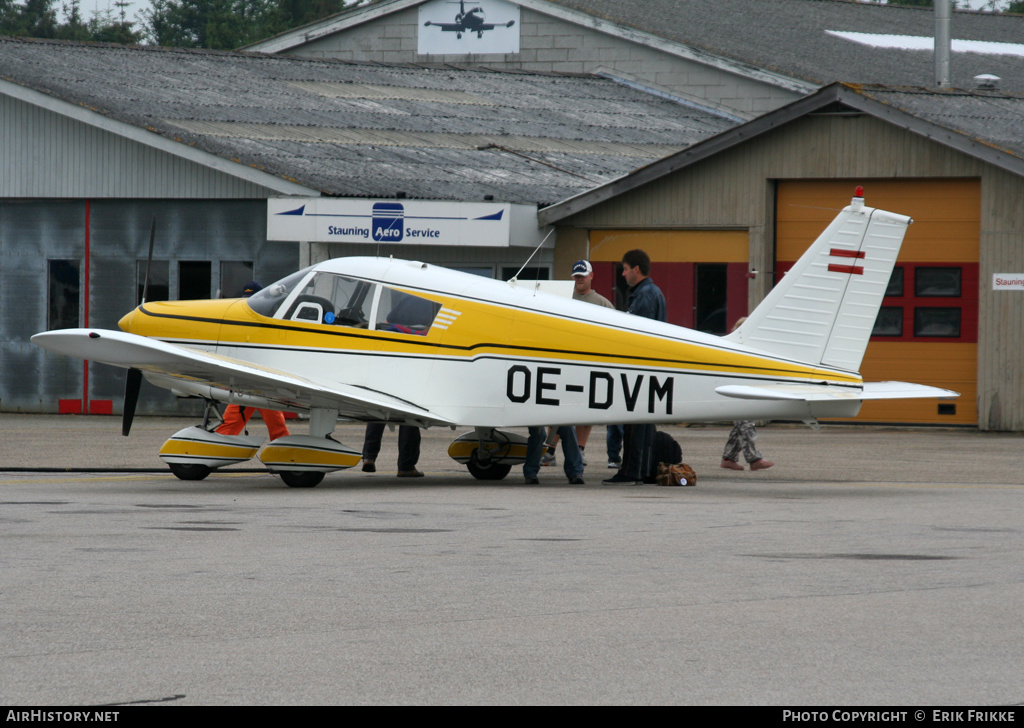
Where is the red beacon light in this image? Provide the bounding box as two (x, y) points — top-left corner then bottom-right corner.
(851, 185), (865, 210)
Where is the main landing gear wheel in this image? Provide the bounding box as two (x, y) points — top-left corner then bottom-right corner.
(279, 471), (325, 488)
(168, 463), (212, 481)
(466, 449), (512, 481)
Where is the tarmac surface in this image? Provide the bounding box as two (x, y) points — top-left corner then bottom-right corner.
(1, 413), (1023, 706)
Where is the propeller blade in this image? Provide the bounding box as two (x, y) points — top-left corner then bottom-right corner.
(140, 215), (156, 305)
(122, 367), (142, 436)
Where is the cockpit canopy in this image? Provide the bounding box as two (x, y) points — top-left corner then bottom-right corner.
(247, 268), (441, 335)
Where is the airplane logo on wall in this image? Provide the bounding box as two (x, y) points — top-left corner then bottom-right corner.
(424, 1), (516, 39)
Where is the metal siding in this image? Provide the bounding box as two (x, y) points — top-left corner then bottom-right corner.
(978, 169), (1024, 431)
(1, 94), (280, 199)
(0, 201), (85, 411)
(1, 199), (298, 414)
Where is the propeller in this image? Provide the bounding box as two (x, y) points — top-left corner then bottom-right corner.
(122, 368), (142, 436)
(122, 215), (156, 437)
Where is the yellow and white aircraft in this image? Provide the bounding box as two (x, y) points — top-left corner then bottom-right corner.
(32, 190), (957, 486)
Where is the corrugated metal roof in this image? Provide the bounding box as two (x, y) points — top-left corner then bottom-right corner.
(0, 37), (736, 205)
(852, 84), (1024, 160)
(252, 0), (1024, 95)
(543, 0), (1024, 93)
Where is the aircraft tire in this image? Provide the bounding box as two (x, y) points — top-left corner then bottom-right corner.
(466, 451), (512, 481)
(168, 463), (212, 481)
(279, 470), (325, 488)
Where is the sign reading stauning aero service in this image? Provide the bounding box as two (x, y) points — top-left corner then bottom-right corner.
(267, 198), (514, 247)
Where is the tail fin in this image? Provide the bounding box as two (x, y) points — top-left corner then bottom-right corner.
(725, 191), (911, 372)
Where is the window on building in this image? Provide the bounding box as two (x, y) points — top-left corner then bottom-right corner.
(872, 306), (903, 337)
(179, 261), (212, 300)
(48, 259), (80, 330)
(915, 267), (961, 298)
(501, 266), (549, 281)
(612, 262), (629, 311)
(914, 307), (961, 338)
(885, 267), (904, 297)
(136, 260), (170, 304)
(220, 261), (254, 299)
(695, 263), (728, 335)
(872, 265), (972, 343)
(451, 266), (494, 278)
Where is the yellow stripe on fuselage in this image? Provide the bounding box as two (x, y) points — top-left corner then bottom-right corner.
(121, 292), (861, 386)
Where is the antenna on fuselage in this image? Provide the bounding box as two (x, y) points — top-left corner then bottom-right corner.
(508, 227), (555, 283)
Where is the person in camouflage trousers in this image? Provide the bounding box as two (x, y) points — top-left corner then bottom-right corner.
(720, 420), (774, 471)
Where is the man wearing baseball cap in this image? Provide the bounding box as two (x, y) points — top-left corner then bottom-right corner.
(570, 260), (614, 309)
(534, 260), (615, 472)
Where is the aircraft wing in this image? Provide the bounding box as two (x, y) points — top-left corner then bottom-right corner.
(715, 381), (959, 401)
(31, 329), (455, 427)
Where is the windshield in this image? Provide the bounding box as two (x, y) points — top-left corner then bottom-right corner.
(246, 266), (313, 317)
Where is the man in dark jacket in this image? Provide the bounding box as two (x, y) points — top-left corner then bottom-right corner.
(603, 249), (667, 485)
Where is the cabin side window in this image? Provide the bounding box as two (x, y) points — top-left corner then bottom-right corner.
(375, 287), (441, 335)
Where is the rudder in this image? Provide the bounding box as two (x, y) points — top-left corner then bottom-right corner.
(725, 190), (911, 372)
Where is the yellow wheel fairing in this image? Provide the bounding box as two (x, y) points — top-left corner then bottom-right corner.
(258, 435), (362, 473)
(447, 439), (529, 464)
(157, 426), (263, 469)
(158, 439), (260, 461)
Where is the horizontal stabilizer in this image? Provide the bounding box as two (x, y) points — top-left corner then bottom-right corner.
(861, 381), (959, 400)
(717, 381), (959, 402)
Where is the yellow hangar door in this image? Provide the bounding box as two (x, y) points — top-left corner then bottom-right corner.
(776, 179), (979, 425)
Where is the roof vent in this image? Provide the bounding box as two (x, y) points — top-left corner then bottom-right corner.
(974, 74), (1000, 90)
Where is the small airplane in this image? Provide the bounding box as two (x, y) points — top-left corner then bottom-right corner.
(423, 1), (515, 39)
(32, 188), (957, 487)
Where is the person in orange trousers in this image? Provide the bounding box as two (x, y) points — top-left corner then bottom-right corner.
(216, 405), (290, 441)
(213, 280), (292, 442)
